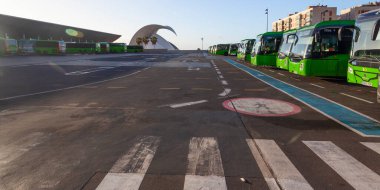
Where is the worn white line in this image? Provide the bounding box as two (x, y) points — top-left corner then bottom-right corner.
(221, 80), (228, 85)
(268, 70), (275, 73)
(96, 136), (160, 190)
(362, 142), (380, 155)
(310, 83), (325, 89)
(246, 139), (281, 190)
(277, 73), (285, 76)
(184, 137), (227, 190)
(340, 93), (374, 104)
(255, 139), (313, 190)
(0, 67), (151, 101)
(304, 141), (380, 190)
(219, 75), (224, 79)
(170, 100), (208, 108)
(218, 88), (231, 97)
(217, 71), (222, 75)
(183, 175), (227, 190)
(65, 67), (115, 75)
(160, 88), (181, 90)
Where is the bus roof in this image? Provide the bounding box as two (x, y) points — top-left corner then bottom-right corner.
(284, 29), (297, 34)
(298, 20), (355, 31)
(257, 32), (283, 37)
(357, 9), (380, 23)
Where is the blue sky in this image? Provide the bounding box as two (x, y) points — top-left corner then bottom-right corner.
(0, 0), (375, 49)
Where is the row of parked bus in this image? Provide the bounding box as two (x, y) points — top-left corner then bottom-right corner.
(209, 9), (380, 102)
(0, 38), (144, 56)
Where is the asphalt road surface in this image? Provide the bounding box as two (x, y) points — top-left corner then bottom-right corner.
(1, 52), (380, 190)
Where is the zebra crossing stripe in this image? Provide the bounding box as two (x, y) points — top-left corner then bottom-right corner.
(246, 139), (281, 190)
(183, 137), (227, 190)
(255, 139), (313, 190)
(304, 141), (380, 190)
(361, 142), (380, 155)
(96, 136), (161, 190)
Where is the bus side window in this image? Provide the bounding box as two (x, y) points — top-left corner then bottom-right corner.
(371, 19), (380, 41)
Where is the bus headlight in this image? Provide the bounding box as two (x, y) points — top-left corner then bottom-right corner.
(348, 66), (354, 74)
(300, 63), (304, 71)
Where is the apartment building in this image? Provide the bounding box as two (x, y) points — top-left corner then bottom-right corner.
(272, 5), (337, 32)
(340, 2), (380, 20)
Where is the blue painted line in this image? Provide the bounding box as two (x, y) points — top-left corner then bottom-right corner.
(225, 58), (380, 137)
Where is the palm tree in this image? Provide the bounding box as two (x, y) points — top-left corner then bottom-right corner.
(142, 36), (150, 48)
(136, 37), (143, 46)
(150, 36), (158, 49)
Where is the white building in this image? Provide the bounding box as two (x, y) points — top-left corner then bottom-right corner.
(340, 2), (380, 20)
(129, 24), (178, 50)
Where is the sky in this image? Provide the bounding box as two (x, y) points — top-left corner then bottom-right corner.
(0, 0), (376, 49)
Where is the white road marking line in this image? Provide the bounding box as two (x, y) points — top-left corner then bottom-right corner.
(184, 175), (227, 190)
(219, 75), (224, 79)
(310, 83), (325, 89)
(304, 141), (380, 190)
(96, 136), (160, 190)
(277, 73), (285, 76)
(0, 68), (151, 101)
(340, 93), (374, 104)
(268, 70), (275, 73)
(188, 67), (200, 71)
(80, 86), (98, 89)
(184, 137), (227, 190)
(217, 71), (222, 75)
(65, 67), (115, 75)
(170, 100), (208, 108)
(361, 142), (380, 155)
(255, 139), (313, 190)
(246, 139), (281, 190)
(218, 88), (231, 97)
(221, 80), (228, 85)
(291, 77), (301, 81)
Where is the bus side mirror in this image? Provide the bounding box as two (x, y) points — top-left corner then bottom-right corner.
(287, 34), (298, 44)
(372, 19), (380, 41)
(314, 32), (321, 43)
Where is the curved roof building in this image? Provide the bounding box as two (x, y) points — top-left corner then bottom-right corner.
(130, 24), (178, 50)
(0, 14), (120, 42)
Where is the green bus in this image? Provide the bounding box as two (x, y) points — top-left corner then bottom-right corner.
(65, 42), (97, 54)
(288, 20), (355, 77)
(228, 43), (239, 56)
(110, 43), (127, 53)
(276, 30), (297, 70)
(215, 44), (230, 56)
(347, 10), (380, 88)
(126, 45), (143, 53)
(96, 42), (110, 54)
(18, 39), (36, 54)
(0, 37), (18, 55)
(211, 45), (216, 54)
(35, 40), (66, 55)
(251, 32), (283, 66)
(237, 39), (256, 62)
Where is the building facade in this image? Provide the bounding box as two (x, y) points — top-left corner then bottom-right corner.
(272, 5), (338, 32)
(340, 2), (380, 20)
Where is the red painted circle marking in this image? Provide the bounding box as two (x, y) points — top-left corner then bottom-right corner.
(223, 98), (301, 117)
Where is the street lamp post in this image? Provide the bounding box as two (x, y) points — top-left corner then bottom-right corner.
(265, 9), (269, 32)
(201, 37), (204, 51)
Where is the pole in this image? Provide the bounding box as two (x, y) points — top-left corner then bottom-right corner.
(201, 37), (204, 50)
(265, 9), (269, 32)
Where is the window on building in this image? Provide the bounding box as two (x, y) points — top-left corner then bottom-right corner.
(329, 11), (332, 16)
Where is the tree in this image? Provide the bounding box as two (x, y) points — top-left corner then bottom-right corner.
(150, 36), (158, 49)
(136, 37), (143, 46)
(142, 36), (150, 48)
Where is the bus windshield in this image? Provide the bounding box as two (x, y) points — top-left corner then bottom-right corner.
(291, 29), (313, 58)
(230, 44), (238, 51)
(279, 34), (295, 57)
(311, 28), (353, 58)
(352, 18), (380, 61)
(260, 36), (282, 54)
(217, 44), (229, 51)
